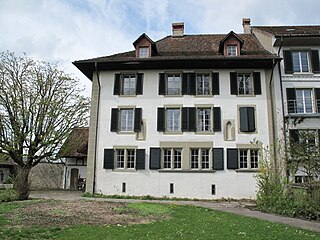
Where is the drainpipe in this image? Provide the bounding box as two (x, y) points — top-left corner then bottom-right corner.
(93, 61), (101, 193)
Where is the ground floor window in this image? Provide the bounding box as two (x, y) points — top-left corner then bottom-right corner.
(163, 148), (182, 169)
(116, 149), (136, 169)
(190, 148), (210, 170)
(239, 149), (259, 169)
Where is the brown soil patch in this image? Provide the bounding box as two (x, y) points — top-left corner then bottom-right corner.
(5, 200), (163, 227)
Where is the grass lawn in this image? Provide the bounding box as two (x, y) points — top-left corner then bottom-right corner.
(0, 200), (319, 240)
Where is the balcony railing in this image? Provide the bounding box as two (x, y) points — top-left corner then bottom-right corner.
(286, 99), (320, 115)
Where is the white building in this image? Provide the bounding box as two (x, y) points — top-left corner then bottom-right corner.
(74, 23), (280, 199)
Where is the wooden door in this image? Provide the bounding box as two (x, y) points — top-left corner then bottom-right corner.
(70, 168), (79, 190)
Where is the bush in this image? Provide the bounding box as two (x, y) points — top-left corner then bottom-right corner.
(0, 189), (18, 202)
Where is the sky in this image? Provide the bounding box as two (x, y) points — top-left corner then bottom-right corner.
(1, 0), (320, 96)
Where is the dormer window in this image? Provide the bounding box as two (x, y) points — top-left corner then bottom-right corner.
(139, 47), (149, 58)
(227, 45), (237, 56)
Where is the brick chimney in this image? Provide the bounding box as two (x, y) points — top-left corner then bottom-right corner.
(172, 22), (184, 37)
(242, 18), (251, 34)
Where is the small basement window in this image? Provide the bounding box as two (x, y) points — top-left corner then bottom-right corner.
(139, 47), (149, 58)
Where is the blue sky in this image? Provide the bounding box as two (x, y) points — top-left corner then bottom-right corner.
(1, 0), (320, 96)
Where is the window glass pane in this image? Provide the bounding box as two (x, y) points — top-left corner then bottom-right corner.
(167, 74), (181, 95)
(201, 149), (210, 169)
(123, 75), (136, 95)
(227, 45), (237, 56)
(127, 149), (135, 169)
(190, 149), (199, 169)
(120, 109), (134, 131)
(166, 109), (180, 131)
(237, 74), (253, 95)
(197, 108), (211, 131)
(250, 150), (259, 169)
(139, 47), (149, 58)
(173, 149), (182, 169)
(296, 89), (313, 113)
(163, 149), (172, 169)
(239, 149), (248, 168)
(292, 52), (301, 72)
(197, 74), (210, 95)
(300, 52), (309, 72)
(292, 51), (309, 72)
(116, 149), (125, 168)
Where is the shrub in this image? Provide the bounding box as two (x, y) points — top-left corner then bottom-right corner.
(0, 189), (18, 202)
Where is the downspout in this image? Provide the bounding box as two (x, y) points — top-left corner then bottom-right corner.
(93, 61), (101, 193)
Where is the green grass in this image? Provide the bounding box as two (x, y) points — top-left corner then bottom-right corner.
(0, 201), (319, 240)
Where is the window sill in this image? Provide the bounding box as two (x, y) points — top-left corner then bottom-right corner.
(117, 95), (138, 97)
(163, 131), (183, 135)
(195, 94), (214, 98)
(195, 131), (215, 135)
(238, 131), (258, 134)
(236, 94), (257, 97)
(163, 94), (183, 97)
(113, 169), (137, 172)
(117, 131), (136, 135)
(285, 113), (320, 118)
(236, 169), (258, 173)
(159, 169), (216, 173)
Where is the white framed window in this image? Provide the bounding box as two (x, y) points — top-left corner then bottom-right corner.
(295, 89), (313, 113)
(122, 75), (136, 95)
(116, 149), (136, 169)
(237, 74), (253, 95)
(239, 149), (259, 169)
(167, 74), (181, 95)
(139, 47), (149, 58)
(120, 109), (134, 132)
(227, 45), (237, 56)
(197, 108), (212, 132)
(196, 74), (211, 95)
(190, 148), (210, 170)
(292, 51), (309, 72)
(166, 108), (181, 132)
(163, 148), (182, 169)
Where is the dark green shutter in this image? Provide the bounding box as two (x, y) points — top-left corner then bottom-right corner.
(286, 88), (296, 114)
(189, 73), (196, 95)
(182, 107), (189, 131)
(136, 149), (145, 170)
(230, 72), (238, 95)
(134, 108), (142, 132)
(289, 129), (299, 144)
(227, 148), (238, 169)
(315, 88), (320, 113)
(213, 107), (221, 132)
(149, 148), (161, 169)
(239, 107), (255, 132)
(283, 50), (293, 74)
(189, 107), (196, 131)
(311, 50), (320, 73)
(136, 73), (143, 95)
(110, 108), (118, 132)
(213, 148), (224, 170)
(212, 72), (220, 95)
(159, 73), (165, 95)
(157, 108), (165, 131)
(253, 72), (261, 95)
(114, 74), (121, 95)
(104, 149), (114, 169)
(182, 73), (196, 95)
(182, 73), (188, 95)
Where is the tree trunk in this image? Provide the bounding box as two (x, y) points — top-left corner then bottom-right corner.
(13, 166), (31, 200)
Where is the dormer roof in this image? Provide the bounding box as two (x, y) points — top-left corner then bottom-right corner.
(133, 33), (157, 55)
(219, 31), (244, 53)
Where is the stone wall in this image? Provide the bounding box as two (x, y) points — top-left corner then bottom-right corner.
(29, 163), (64, 190)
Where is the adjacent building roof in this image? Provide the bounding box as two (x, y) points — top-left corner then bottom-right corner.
(59, 127), (89, 158)
(74, 32), (280, 80)
(0, 153), (15, 167)
(253, 26), (320, 37)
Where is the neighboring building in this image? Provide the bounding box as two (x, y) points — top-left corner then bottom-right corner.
(0, 154), (16, 184)
(74, 22), (280, 199)
(59, 127), (88, 190)
(249, 20), (320, 182)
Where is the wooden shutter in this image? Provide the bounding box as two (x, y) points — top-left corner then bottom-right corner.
(134, 108), (142, 132)
(213, 148), (224, 170)
(289, 129), (299, 144)
(253, 72), (261, 95)
(181, 107), (189, 132)
(110, 108), (118, 132)
(213, 107), (221, 132)
(113, 74), (121, 95)
(311, 50), (320, 73)
(227, 148), (238, 169)
(286, 88), (296, 114)
(230, 72), (238, 95)
(157, 108), (165, 131)
(315, 88), (320, 113)
(136, 149), (145, 170)
(189, 107), (196, 131)
(159, 73), (165, 95)
(136, 73), (143, 95)
(212, 72), (220, 95)
(239, 107), (255, 132)
(182, 73), (189, 95)
(182, 73), (196, 95)
(104, 149), (114, 169)
(189, 73), (196, 95)
(283, 50), (294, 74)
(182, 107), (196, 131)
(149, 148), (161, 169)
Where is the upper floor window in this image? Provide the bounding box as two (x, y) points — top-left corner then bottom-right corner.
(239, 106), (256, 133)
(292, 51), (309, 73)
(114, 73), (143, 96)
(197, 74), (211, 95)
(286, 88), (320, 114)
(230, 72), (261, 95)
(227, 45), (237, 56)
(139, 47), (149, 58)
(120, 109), (134, 132)
(283, 50), (320, 74)
(110, 108), (142, 133)
(166, 108), (181, 132)
(237, 74), (253, 95)
(197, 108), (212, 132)
(167, 74), (181, 95)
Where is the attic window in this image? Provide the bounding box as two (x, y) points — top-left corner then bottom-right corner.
(227, 45), (237, 56)
(139, 47), (149, 58)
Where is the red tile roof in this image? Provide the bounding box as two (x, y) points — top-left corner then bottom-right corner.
(59, 127), (88, 158)
(253, 26), (320, 36)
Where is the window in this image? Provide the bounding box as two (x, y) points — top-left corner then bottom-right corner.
(114, 73), (143, 96)
(239, 107), (256, 133)
(166, 108), (181, 132)
(139, 47), (149, 58)
(197, 74), (211, 95)
(167, 74), (181, 95)
(286, 88), (320, 114)
(116, 149), (136, 169)
(239, 149), (259, 169)
(296, 89), (313, 113)
(163, 148), (182, 169)
(237, 74), (253, 95)
(120, 109), (134, 132)
(227, 45), (237, 56)
(197, 108), (211, 132)
(292, 51), (309, 72)
(190, 148), (210, 170)
(122, 75), (136, 95)
(0, 170), (3, 182)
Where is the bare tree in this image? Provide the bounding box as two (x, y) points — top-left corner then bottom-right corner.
(0, 51), (90, 199)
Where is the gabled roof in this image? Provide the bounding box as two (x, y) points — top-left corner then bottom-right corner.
(58, 127), (89, 158)
(0, 153), (15, 166)
(133, 33), (156, 47)
(219, 31), (244, 53)
(253, 25), (320, 37)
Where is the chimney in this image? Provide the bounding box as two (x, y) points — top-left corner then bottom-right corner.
(242, 18), (251, 34)
(172, 22), (184, 37)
